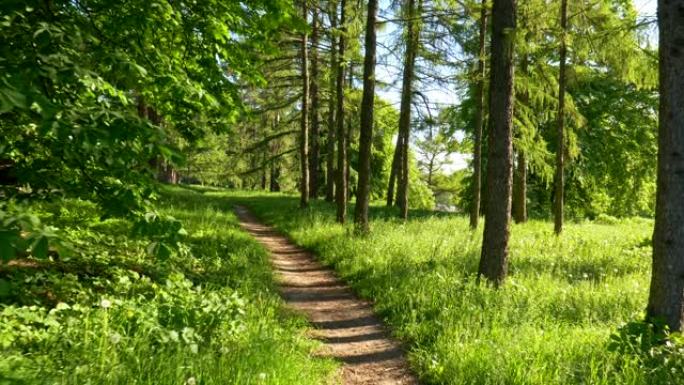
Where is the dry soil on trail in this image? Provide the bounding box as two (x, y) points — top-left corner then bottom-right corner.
(234, 206), (418, 385)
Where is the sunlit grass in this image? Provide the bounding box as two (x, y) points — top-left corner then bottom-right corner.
(231, 191), (664, 385)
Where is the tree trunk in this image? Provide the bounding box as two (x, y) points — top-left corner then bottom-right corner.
(470, 0), (488, 229)
(309, 3), (321, 199)
(353, 0), (378, 234)
(553, 0), (567, 234)
(325, 0), (338, 203)
(386, 134), (402, 206)
(335, 0), (347, 223)
(477, 0), (516, 286)
(346, 62), (353, 202)
(513, 52), (528, 223)
(512, 150), (527, 223)
(646, 0), (684, 332)
(300, 0), (310, 208)
(397, 0), (421, 220)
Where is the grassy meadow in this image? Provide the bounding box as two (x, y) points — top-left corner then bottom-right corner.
(232, 191), (680, 385)
(0, 187), (337, 385)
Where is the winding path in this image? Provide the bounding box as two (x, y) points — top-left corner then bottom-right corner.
(234, 206), (418, 385)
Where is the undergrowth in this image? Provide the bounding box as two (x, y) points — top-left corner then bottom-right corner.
(0, 186), (337, 385)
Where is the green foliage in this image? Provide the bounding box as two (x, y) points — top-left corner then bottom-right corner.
(0, 0), (293, 213)
(0, 201), (62, 261)
(0, 187), (337, 384)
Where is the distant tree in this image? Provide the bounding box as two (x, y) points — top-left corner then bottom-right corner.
(354, 0), (379, 233)
(335, 0), (348, 223)
(647, 0), (684, 332)
(470, 0), (488, 229)
(553, 0), (568, 234)
(309, 1), (321, 199)
(478, 0), (516, 286)
(325, 0), (339, 202)
(300, 0), (311, 208)
(396, 0), (422, 220)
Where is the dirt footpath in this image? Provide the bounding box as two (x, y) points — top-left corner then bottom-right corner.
(235, 206), (418, 385)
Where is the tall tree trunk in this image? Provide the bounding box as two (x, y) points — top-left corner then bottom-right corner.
(397, 0), (421, 219)
(309, 3), (321, 199)
(354, 0), (378, 234)
(647, 0), (684, 332)
(386, 134), (402, 206)
(300, 0), (310, 208)
(346, 62), (353, 202)
(512, 150), (527, 223)
(477, 0), (516, 286)
(325, 0), (338, 203)
(335, 0), (347, 223)
(470, 0), (488, 229)
(513, 53), (528, 224)
(553, 0), (567, 234)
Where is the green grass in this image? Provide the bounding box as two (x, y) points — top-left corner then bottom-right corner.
(0, 186), (337, 385)
(232, 191), (679, 385)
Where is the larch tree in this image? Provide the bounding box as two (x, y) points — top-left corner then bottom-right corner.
(646, 0), (684, 332)
(396, 0), (422, 220)
(325, 0), (338, 203)
(354, 0), (379, 233)
(309, 2), (321, 199)
(553, 0), (568, 234)
(335, 0), (348, 223)
(477, 0), (516, 286)
(300, 0), (311, 208)
(470, 0), (488, 229)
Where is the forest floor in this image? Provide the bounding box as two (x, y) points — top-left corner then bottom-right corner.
(235, 205), (418, 385)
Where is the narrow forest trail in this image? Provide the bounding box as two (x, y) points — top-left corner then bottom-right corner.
(234, 206), (418, 385)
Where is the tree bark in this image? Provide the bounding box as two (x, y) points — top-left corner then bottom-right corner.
(512, 150), (527, 223)
(309, 3), (321, 199)
(300, 0), (310, 208)
(553, 0), (567, 234)
(646, 0), (684, 332)
(386, 133), (402, 206)
(470, 0), (488, 229)
(335, 0), (347, 223)
(347, 62), (353, 202)
(477, 0), (516, 286)
(353, 0), (378, 233)
(397, 0), (421, 220)
(325, 0), (338, 203)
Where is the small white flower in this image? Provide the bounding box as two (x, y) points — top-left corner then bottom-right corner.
(169, 330), (179, 342)
(258, 373), (267, 381)
(110, 332), (122, 344)
(185, 377), (196, 385)
(100, 299), (112, 309)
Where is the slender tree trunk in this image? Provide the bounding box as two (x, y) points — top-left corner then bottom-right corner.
(397, 0), (421, 219)
(299, 0), (311, 207)
(513, 53), (528, 224)
(553, 0), (567, 234)
(513, 150), (527, 223)
(346, 62), (353, 202)
(386, 133), (402, 206)
(646, 0), (684, 332)
(477, 0), (516, 286)
(325, 0), (338, 203)
(470, 0), (488, 229)
(335, 0), (347, 223)
(354, 0), (378, 233)
(309, 4), (321, 199)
